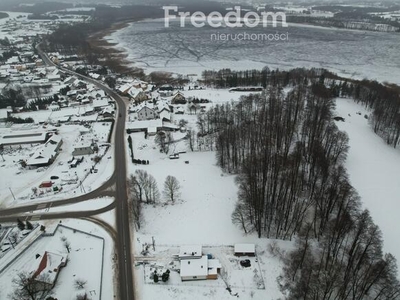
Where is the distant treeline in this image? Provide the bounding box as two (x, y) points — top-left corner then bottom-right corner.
(27, 14), (59, 20)
(201, 67), (400, 148)
(10, 2), (74, 14)
(312, 5), (400, 14)
(287, 16), (399, 32)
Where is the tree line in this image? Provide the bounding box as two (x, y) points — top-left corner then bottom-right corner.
(201, 67), (400, 149)
(197, 82), (400, 299)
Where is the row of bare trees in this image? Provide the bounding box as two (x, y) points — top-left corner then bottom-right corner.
(128, 170), (181, 230)
(199, 82), (400, 298)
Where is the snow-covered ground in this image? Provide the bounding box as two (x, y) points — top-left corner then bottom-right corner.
(127, 112), (291, 299)
(0, 219), (116, 300)
(181, 88), (261, 104)
(335, 98), (400, 266)
(0, 122), (114, 207)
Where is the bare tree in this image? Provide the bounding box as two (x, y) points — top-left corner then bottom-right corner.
(61, 237), (71, 253)
(128, 175), (143, 230)
(163, 176), (181, 203)
(145, 174), (160, 204)
(130, 170), (159, 204)
(8, 272), (54, 300)
(185, 129), (196, 152)
(231, 202), (248, 234)
(74, 279), (87, 290)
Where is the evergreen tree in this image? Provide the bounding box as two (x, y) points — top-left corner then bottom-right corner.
(161, 270), (170, 282)
(17, 219), (25, 230)
(26, 221), (33, 230)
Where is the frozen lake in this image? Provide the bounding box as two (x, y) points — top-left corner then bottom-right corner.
(106, 19), (400, 84)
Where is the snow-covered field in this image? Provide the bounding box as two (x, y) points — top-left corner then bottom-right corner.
(0, 219), (116, 300)
(127, 117), (291, 299)
(335, 98), (400, 266)
(106, 19), (400, 85)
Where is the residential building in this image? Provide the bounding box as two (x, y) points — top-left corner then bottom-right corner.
(26, 135), (63, 167)
(29, 251), (67, 290)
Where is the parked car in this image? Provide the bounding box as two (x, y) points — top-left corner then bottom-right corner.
(50, 176), (59, 180)
(240, 259), (251, 268)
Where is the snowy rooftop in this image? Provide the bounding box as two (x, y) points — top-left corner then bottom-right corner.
(208, 259), (222, 275)
(180, 255), (208, 278)
(179, 245), (202, 259)
(0, 131), (47, 146)
(30, 251), (66, 285)
(93, 98), (109, 108)
(234, 243), (255, 254)
(126, 119), (162, 130)
(27, 135), (62, 166)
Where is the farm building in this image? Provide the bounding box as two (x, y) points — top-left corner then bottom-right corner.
(0, 131), (48, 147)
(26, 135), (63, 167)
(234, 244), (255, 257)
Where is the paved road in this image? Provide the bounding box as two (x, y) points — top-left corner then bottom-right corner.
(0, 44), (135, 300)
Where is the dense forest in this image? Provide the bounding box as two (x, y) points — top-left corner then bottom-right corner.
(196, 69), (400, 299)
(201, 67), (400, 149)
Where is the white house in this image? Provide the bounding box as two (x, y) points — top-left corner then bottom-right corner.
(137, 105), (157, 121)
(92, 98), (110, 111)
(128, 87), (148, 103)
(26, 135), (63, 167)
(0, 108), (12, 122)
(180, 255), (208, 281)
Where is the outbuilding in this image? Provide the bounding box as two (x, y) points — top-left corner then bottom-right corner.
(234, 243), (255, 257)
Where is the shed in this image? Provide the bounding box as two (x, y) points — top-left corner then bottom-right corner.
(234, 243), (255, 256)
(179, 245), (202, 260)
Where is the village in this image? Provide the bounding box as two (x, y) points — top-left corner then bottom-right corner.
(0, 7), (282, 300)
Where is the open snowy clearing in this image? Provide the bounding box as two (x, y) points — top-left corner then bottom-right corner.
(335, 98), (400, 267)
(127, 129), (291, 299)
